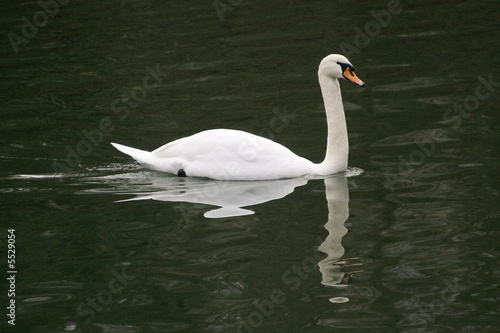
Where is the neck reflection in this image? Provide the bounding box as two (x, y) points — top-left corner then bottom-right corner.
(317, 175), (360, 288)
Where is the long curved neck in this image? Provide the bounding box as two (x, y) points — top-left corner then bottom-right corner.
(314, 75), (348, 175)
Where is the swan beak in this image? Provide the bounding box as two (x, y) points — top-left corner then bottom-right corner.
(343, 68), (365, 87)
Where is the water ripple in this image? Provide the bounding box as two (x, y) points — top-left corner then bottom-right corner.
(372, 77), (446, 92)
(18, 293), (74, 310)
(93, 323), (141, 333)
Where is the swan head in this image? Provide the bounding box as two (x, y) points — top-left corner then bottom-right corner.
(319, 54), (365, 87)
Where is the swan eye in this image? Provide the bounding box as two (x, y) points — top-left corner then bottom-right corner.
(337, 62), (355, 74)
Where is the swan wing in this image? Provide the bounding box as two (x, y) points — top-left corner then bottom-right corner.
(150, 129), (314, 180)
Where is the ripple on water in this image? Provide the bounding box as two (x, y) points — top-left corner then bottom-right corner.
(19, 293), (75, 311)
(371, 128), (456, 147)
(372, 77), (447, 92)
(93, 323), (141, 332)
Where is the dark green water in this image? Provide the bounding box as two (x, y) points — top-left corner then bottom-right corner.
(1, 0), (499, 332)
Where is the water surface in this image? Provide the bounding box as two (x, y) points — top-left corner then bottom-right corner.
(1, 0), (499, 332)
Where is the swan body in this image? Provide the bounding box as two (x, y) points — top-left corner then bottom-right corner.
(111, 54), (364, 180)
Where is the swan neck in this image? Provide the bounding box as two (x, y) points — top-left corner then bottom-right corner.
(315, 75), (348, 175)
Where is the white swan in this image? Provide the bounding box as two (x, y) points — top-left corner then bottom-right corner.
(111, 54), (364, 180)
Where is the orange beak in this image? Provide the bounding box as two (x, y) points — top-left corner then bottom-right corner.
(343, 67), (365, 87)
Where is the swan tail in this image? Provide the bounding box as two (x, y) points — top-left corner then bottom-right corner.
(111, 142), (153, 165)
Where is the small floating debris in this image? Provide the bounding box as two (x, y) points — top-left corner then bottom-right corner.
(329, 297), (349, 303)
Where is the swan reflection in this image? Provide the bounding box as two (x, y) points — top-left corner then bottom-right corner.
(318, 175), (359, 288)
(90, 173), (307, 218)
(84, 171), (356, 287)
